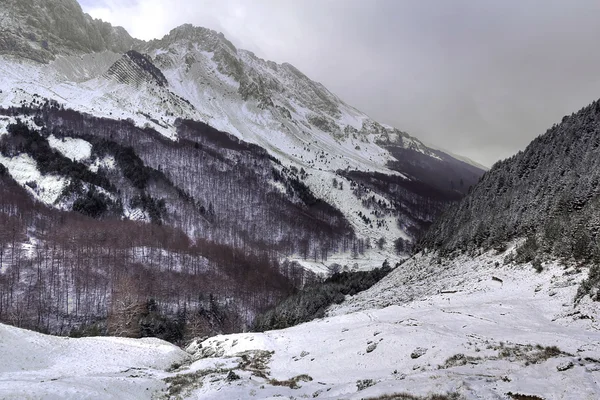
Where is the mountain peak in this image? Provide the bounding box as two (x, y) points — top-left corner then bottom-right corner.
(152, 24), (238, 55)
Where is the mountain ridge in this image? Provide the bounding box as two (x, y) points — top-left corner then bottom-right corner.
(0, 0), (480, 175)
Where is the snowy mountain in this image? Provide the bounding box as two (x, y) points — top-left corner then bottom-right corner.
(0, 0), (483, 248)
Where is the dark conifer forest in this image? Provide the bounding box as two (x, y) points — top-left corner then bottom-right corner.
(419, 100), (600, 298)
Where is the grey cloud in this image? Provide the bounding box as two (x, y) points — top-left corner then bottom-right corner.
(83, 0), (600, 166)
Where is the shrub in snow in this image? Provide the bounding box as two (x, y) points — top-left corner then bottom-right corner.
(532, 258), (543, 273)
(356, 379), (376, 391)
(226, 370), (241, 381)
(577, 264), (600, 302)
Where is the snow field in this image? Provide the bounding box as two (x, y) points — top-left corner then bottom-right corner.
(48, 135), (92, 162)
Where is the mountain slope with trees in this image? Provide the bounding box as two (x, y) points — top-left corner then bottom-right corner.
(419, 99), (600, 301)
(420, 99), (600, 257)
(0, 0), (485, 254)
(0, 0), (485, 339)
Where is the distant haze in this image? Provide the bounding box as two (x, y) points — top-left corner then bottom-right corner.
(80, 0), (600, 167)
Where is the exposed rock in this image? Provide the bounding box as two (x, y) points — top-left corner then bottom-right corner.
(226, 370), (241, 381)
(410, 347), (428, 359)
(0, 0), (140, 62)
(105, 50), (168, 87)
(366, 343), (377, 353)
(557, 361), (574, 371)
(356, 379), (375, 391)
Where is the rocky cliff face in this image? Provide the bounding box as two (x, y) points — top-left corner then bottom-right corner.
(0, 0), (139, 62)
(142, 24), (452, 167)
(106, 50), (169, 88)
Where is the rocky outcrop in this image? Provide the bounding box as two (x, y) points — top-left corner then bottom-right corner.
(106, 50), (168, 87)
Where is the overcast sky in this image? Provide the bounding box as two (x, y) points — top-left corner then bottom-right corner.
(80, 0), (600, 167)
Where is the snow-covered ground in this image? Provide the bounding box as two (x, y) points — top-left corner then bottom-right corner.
(47, 135), (92, 162)
(2, 248), (598, 399)
(287, 248), (402, 276)
(0, 323), (188, 400)
(174, 249), (600, 399)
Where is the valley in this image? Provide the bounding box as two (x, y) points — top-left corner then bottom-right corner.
(1, 1), (599, 399)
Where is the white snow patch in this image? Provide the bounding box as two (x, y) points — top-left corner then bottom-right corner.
(0, 117), (10, 136)
(48, 135), (92, 162)
(125, 206), (148, 222)
(267, 179), (288, 195)
(0, 323), (188, 400)
(0, 153), (69, 204)
(89, 155), (116, 173)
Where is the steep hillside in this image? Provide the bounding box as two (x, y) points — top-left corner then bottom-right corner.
(0, 148), (309, 339)
(420, 99), (600, 264)
(0, 104), (354, 336)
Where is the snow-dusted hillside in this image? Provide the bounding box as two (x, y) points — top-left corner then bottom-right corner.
(144, 24), (425, 174)
(2, 248), (598, 399)
(0, 48), (421, 256)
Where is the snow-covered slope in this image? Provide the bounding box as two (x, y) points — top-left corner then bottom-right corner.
(0, 49), (410, 260)
(2, 249), (598, 399)
(0, 152), (70, 204)
(170, 249), (599, 399)
(143, 24), (441, 175)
